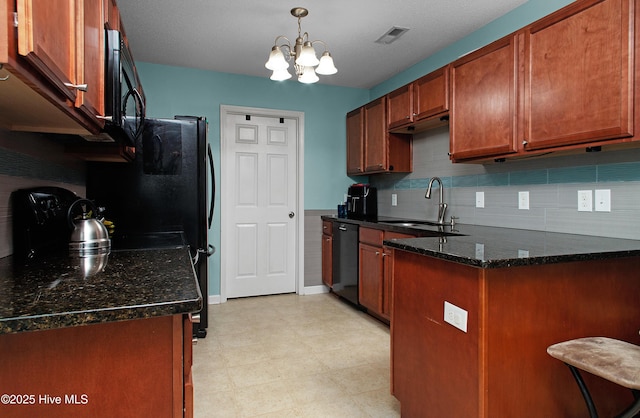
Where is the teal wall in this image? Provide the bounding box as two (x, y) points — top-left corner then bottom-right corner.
(136, 0), (574, 297)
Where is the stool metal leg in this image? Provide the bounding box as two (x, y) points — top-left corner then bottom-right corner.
(615, 389), (640, 418)
(566, 363), (599, 418)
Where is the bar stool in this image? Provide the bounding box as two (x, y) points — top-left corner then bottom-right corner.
(547, 337), (640, 418)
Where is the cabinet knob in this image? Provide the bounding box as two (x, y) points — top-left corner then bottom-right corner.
(413, 113), (418, 116)
(522, 140), (528, 146)
(192, 313), (201, 324)
(375, 251), (380, 256)
(192, 337), (198, 345)
(64, 82), (88, 92)
(405, 115), (410, 119)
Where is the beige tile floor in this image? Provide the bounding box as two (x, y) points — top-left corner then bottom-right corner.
(192, 292), (401, 418)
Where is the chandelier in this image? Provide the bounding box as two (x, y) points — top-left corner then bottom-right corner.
(265, 7), (338, 84)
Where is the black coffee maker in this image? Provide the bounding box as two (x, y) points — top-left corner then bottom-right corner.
(11, 187), (79, 260)
(347, 184), (378, 221)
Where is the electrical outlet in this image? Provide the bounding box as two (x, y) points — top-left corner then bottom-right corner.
(595, 189), (611, 212)
(578, 190), (593, 212)
(518, 191), (529, 210)
(475, 243), (484, 260)
(444, 301), (468, 332)
(476, 191), (485, 208)
(391, 193), (398, 206)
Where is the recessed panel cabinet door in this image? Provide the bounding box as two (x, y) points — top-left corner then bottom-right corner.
(76, 0), (106, 126)
(17, 0), (78, 103)
(346, 108), (364, 175)
(364, 97), (387, 172)
(523, 0), (633, 151)
(450, 36), (519, 161)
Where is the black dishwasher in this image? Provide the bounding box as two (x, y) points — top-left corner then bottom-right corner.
(332, 222), (359, 306)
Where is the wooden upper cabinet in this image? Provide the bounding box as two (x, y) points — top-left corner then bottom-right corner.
(9, 0), (106, 134)
(522, 0), (633, 151)
(413, 65), (449, 122)
(450, 35), (519, 162)
(387, 65), (450, 133)
(17, 0), (78, 103)
(364, 97), (387, 172)
(347, 96), (412, 175)
(387, 84), (413, 130)
(346, 107), (364, 175)
(76, 0), (106, 126)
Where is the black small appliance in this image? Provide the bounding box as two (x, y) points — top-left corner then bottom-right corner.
(11, 187), (79, 260)
(347, 184), (378, 221)
(104, 29), (146, 147)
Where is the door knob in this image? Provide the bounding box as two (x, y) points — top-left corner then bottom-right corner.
(289, 211), (295, 218)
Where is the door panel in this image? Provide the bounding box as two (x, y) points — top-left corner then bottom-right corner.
(223, 111), (298, 298)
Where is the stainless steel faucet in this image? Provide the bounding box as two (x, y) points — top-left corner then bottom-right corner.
(425, 176), (448, 225)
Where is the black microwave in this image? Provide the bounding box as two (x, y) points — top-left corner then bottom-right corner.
(104, 29), (146, 147)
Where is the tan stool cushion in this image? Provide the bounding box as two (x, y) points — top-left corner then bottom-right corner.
(547, 337), (640, 390)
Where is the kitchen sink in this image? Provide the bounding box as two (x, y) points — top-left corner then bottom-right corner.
(380, 220), (445, 227)
(379, 219), (463, 236)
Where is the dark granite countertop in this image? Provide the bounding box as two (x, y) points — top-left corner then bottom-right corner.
(322, 215), (640, 268)
(0, 247), (202, 334)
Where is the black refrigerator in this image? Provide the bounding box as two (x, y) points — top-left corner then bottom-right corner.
(86, 116), (214, 338)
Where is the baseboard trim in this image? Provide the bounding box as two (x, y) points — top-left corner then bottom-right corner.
(302, 285), (330, 295)
(207, 285), (329, 305)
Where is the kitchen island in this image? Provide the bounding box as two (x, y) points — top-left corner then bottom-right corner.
(0, 247), (202, 418)
(384, 228), (640, 417)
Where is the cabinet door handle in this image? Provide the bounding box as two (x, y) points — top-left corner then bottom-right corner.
(64, 82), (88, 92)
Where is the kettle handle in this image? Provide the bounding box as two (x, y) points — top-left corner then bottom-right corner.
(67, 199), (98, 229)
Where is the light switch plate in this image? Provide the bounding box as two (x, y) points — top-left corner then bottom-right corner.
(476, 191), (485, 208)
(391, 193), (398, 206)
(518, 191), (529, 210)
(594, 189), (611, 212)
(444, 301), (468, 333)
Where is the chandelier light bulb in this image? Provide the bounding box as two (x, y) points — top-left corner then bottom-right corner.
(270, 68), (292, 81)
(295, 41), (320, 67)
(298, 66), (319, 84)
(265, 46), (289, 71)
(315, 51), (337, 75)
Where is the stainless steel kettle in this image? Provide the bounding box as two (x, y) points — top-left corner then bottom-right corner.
(67, 199), (111, 252)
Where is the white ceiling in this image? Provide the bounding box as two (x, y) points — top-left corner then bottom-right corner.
(116, 0), (528, 89)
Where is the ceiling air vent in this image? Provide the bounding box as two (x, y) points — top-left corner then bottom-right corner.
(375, 26), (410, 45)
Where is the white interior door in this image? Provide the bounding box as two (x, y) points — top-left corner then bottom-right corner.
(221, 106), (302, 299)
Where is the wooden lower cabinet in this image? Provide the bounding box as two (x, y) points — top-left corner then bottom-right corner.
(0, 315), (193, 418)
(391, 251), (640, 417)
(321, 220), (333, 288)
(359, 227), (414, 322)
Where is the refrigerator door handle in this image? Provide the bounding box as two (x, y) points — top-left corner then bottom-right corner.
(193, 245), (215, 265)
(207, 143), (215, 228)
